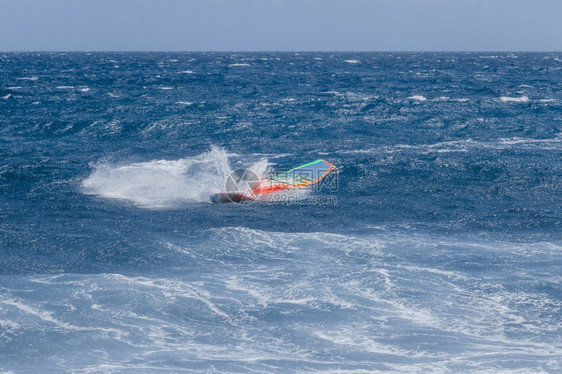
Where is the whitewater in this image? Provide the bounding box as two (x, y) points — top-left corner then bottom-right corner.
(1, 52), (561, 373)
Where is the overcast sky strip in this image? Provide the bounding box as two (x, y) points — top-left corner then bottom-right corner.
(1, 0), (561, 51)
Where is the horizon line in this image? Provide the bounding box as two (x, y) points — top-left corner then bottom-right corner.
(2, 50), (561, 54)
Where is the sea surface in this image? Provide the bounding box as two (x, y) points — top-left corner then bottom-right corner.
(1, 52), (561, 373)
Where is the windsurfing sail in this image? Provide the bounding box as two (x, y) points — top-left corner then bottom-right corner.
(210, 159), (336, 203)
(251, 159), (336, 196)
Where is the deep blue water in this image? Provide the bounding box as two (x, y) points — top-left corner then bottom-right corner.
(1, 52), (561, 373)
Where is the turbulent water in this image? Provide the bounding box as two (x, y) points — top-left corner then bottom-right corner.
(1, 52), (561, 373)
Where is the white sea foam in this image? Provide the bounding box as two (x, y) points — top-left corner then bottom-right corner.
(433, 96), (470, 103)
(181, 70), (194, 74)
(344, 59), (359, 64)
(315, 328), (412, 355)
(0, 296), (104, 333)
(500, 96), (529, 103)
(408, 95), (427, 101)
(80, 147), (268, 208)
(3, 231), (561, 372)
(1, 93), (11, 99)
(79, 87), (90, 92)
(158, 86), (174, 90)
(229, 63), (251, 67)
(16, 76), (38, 81)
(57, 86), (74, 89)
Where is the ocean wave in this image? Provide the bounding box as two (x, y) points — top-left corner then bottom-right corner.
(500, 95), (529, 103)
(433, 96), (470, 102)
(408, 95), (427, 101)
(16, 76), (38, 81)
(2, 52), (562, 373)
(3, 229), (561, 372)
(165, 229), (562, 367)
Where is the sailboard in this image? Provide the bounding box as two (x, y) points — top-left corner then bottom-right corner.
(210, 159), (336, 204)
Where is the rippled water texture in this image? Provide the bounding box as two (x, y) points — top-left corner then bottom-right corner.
(1, 52), (561, 372)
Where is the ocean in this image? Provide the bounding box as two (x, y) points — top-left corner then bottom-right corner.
(0, 52), (561, 373)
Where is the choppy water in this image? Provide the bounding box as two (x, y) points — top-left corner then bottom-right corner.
(1, 52), (561, 373)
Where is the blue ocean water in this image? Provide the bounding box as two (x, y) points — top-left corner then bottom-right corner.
(0, 52), (561, 373)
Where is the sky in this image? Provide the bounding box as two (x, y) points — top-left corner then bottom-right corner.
(0, 0), (561, 51)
